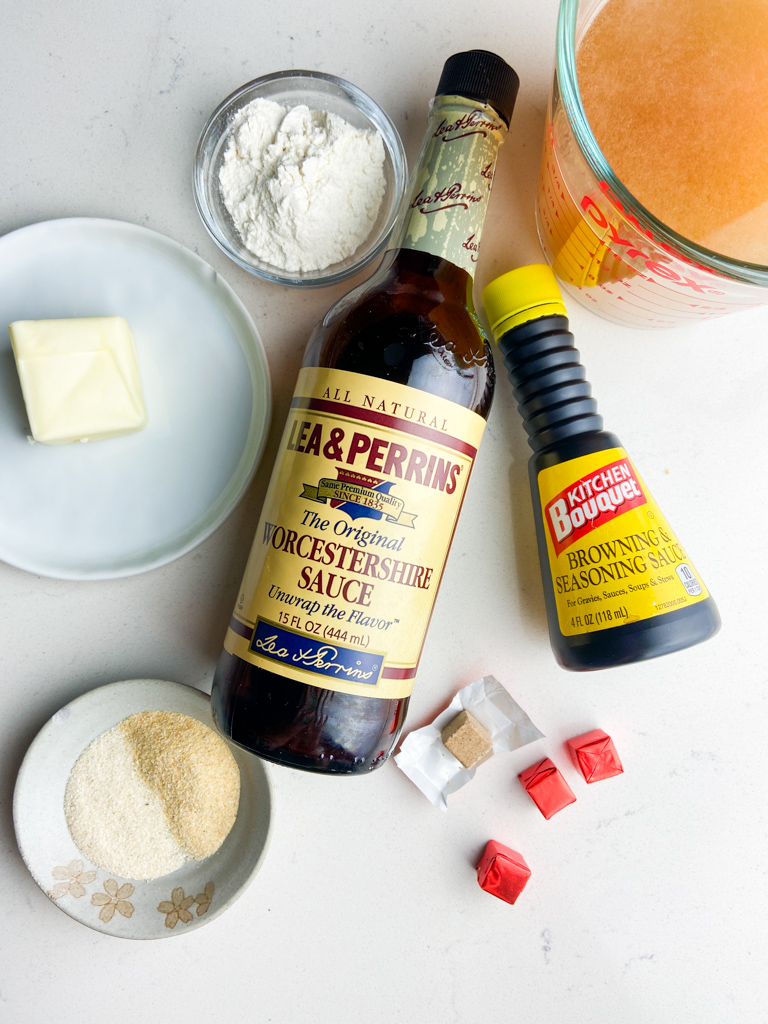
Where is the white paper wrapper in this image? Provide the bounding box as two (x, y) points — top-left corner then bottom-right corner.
(394, 675), (544, 810)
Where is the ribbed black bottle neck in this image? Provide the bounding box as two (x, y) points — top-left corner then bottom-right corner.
(496, 314), (603, 453)
(435, 50), (519, 126)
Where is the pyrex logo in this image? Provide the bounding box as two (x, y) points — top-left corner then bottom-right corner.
(545, 459), (646, 554)
(580, 185), (725, 296)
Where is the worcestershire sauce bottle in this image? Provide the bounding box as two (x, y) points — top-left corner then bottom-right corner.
(482, 264), (720, 670)
(212, 52), (519, 773)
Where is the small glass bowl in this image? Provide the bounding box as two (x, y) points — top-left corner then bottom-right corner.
(193, 71), (407, 288)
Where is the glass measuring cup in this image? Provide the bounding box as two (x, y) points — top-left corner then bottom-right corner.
(536, 0), (768, 328)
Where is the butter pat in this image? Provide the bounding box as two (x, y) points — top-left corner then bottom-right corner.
(9, 317), (147, 444)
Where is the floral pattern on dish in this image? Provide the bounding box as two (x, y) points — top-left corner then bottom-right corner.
(49, 860), (97, 900)
(92, 879), (135, 923)
(157, 882), (215, 927)
(158, 886), (196, 929)
(194, 881), (215, 916)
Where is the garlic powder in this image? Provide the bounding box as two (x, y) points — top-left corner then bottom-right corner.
(64, 711), (240, 881)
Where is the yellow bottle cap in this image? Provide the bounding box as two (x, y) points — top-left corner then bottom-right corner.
(481, 264), (568, 341)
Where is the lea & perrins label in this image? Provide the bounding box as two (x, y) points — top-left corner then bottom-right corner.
(224, 366), (485, 699)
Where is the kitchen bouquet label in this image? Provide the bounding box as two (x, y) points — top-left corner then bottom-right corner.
(224, 367), (486, 699)
(394, 97), (507, 276)
(538, 448), (710, 636)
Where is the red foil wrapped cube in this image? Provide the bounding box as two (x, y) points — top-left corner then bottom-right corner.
(476, 840), (531, 905)
(567, 729), (624, 783)
(518, 757), (576, 818)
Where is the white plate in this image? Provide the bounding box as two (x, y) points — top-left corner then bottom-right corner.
(13, 679), (273, 940)
(0, 218), (271, 579)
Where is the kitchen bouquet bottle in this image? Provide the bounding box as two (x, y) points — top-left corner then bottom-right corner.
(211, 51), (519, 772)
(481, 264), (720, 670)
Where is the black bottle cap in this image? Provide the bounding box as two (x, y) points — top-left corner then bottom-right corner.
(435, 50), (519, 125)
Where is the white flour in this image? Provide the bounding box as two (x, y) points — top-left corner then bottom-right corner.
(219, 98), (386, 273)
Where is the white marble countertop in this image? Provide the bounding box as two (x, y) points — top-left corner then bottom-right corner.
(2, 2), (767, 1022)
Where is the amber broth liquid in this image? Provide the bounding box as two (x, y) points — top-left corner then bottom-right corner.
(577, 0), (768, 264)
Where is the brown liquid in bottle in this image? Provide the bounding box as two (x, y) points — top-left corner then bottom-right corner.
(212, 248), (494, 772)
(211, 51), (518, 774)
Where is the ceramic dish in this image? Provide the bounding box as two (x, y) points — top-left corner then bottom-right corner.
(194, 70), (407, 287)
(13, 679), (273, 940)
(0, 218), (271, 579)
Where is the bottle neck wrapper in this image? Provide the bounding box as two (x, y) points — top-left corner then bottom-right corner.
(389, 95), (507, 278)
